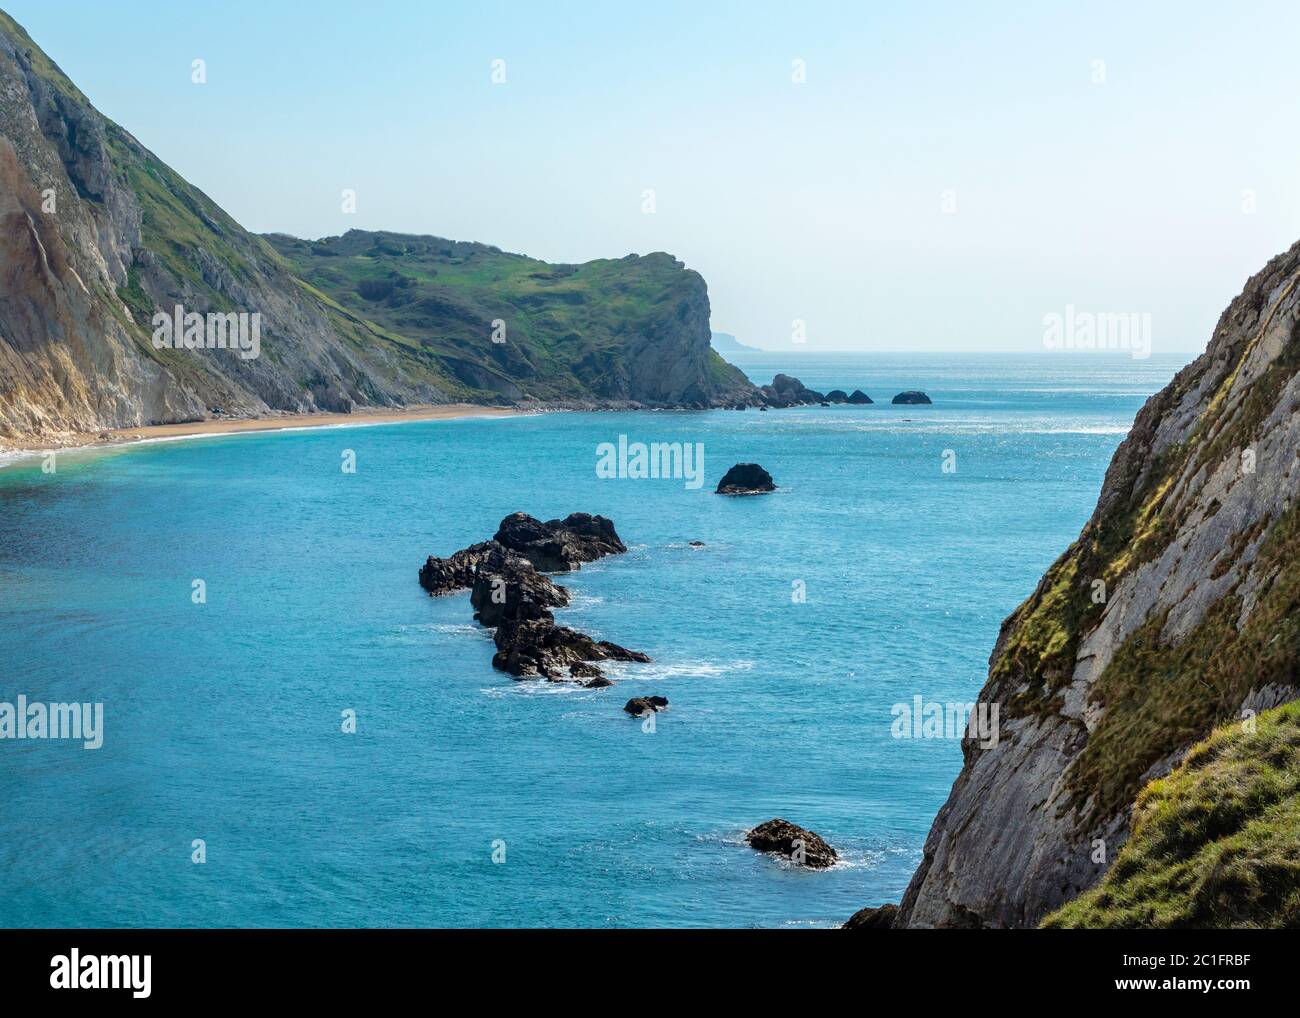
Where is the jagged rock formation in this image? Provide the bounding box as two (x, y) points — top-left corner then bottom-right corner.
(892, 239), (1300, 928)
(492, 512), (626, 572)
(715, 463), (775, 495)
(421, 513), (649, 684)
(0, 12), (758, 444)
(760, 373), (824, 406)
(746, 818), (838, 868)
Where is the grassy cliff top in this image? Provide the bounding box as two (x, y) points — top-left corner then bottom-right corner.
(1044, 700), (1300, 928)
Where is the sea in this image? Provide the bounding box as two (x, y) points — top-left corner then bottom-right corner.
(0, 350), (1183, 927)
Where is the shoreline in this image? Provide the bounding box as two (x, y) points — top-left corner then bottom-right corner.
(0, 403), (531, 465)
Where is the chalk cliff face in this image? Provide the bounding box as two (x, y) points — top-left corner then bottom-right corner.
(896, 240), (1300, 928)
(0, 11), (755, 443)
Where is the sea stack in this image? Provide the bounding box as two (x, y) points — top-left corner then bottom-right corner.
(715, 463), (776, 495)
(847, 389), (874, 404)
(891, 391), (932, 405)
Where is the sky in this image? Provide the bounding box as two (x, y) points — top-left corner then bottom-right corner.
(7, 0), (1300, 353)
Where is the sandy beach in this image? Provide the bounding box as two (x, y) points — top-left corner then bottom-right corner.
(0, 403), (529, 460)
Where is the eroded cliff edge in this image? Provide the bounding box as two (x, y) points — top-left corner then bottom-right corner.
(895, 240), (1300, 928)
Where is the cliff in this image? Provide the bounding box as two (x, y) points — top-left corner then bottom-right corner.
(266, 232), (755, 407)
(0, 10), (756, 444)
(895, 239), (1300, 928)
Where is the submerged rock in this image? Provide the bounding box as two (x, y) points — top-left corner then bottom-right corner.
(891, 390), (932, 405)
(846, 389), (874, 404)
(715, 463), (776, 495)
(746, 818), (837, 868)
(623, 695), (669, 716)
(688, 540), (705, 547)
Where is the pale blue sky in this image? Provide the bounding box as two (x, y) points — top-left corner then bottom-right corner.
(7, 0), (1300, 352)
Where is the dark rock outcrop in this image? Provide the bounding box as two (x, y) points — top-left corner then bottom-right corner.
(421, 512), (648, 686)
(759, 373), (824, 407)
(493, 511), (626, 572)
(492, 618), (649, 680)
(468, 545), (570, 626)
(824, 390), (849, 403)
(745, 818), (837, 869)
(419, 541), (500, 596)
(843, 904), (897, 929)
(891, 391), (931, 405)
(715, 463), (776, 495)
(623, 695), (669, 716)
(847, 389), (874, 404)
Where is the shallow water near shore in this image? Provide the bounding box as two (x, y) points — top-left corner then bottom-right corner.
(0, 352), (1180, 927)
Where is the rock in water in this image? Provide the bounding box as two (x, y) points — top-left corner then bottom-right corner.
(824, 390), (849, 403)
(418, 541), (499, 596)
(756, 373), (826, 407)
(746, 818), (837, 868)
(843, 904), (897, 929)
(468, 545), (570, 627)
(493, 511), (626, 572)
(623, 696), (669, 716)
(715, 463), (776, 495)
(492, 617), (649, 681)
(891, 390), (932, 404)
(846, 389), (874, 404)
(420, 512), (648, 685)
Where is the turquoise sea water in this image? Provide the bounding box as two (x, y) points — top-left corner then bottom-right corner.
(0, 351), (1183, 927)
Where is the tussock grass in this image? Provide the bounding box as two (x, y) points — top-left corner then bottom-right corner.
(1044, 701), (1300, 928)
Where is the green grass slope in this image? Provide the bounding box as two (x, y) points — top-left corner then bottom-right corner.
(1044, 701), (1300, 928)
(266, 230), (754, 405)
